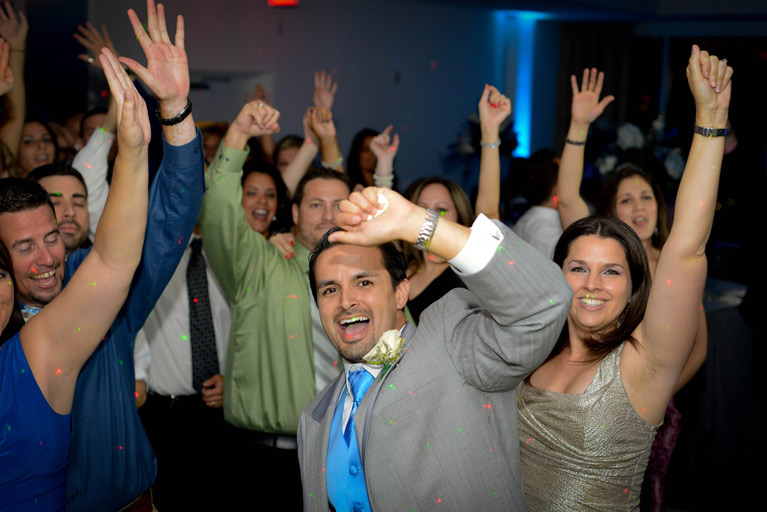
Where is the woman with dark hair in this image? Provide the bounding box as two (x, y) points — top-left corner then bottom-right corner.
(240, 158), (292, 237)
(346, 128), (378, 190)
(17, 118), (57, 177)
(0, 47), (150, 510)
(555, 68), (708, 510)
(517, 47), (731, 511)
(401, 84), (511, 324)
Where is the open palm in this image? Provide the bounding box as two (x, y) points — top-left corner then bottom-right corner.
(570, 68), (614, 124)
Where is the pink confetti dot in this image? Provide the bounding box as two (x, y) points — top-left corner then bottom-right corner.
(508, 261), (514, 266)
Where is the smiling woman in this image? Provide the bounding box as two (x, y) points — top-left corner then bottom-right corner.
(17, 120), (58, 178)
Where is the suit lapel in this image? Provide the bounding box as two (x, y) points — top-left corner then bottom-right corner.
(357, 322), (417, 466)
(307, 375), (346, 505)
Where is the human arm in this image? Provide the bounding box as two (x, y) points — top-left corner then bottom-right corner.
(311, 106), (343, 172)
(280, 107), (320, 195)
(201, 374), (224, 408)
(313, 69), (338, 111)
(21, 48), (151, 414)
(0, 37), (12, 96)
(0, 2), (27, 155)
(246, 84), (276, 162)
(674, 309), (707, 393)
(269, 231), (295, 259)
(625, 46), (731, 423)
(133, 328), (150, 408)
(331, 188), (572, 389)
(74, 20), (120, 68)
(120, 0), (195, 146)
(369, 125), (399, 189)
(476, 84), (511, 220)
(72, 96), (117, 241)
(557, 68), (615, 229)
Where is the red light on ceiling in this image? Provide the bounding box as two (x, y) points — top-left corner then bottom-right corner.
(269, 0), (299, 6)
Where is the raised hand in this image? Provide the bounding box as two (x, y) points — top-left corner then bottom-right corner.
(309, 106), (336, 140)
(330, 188), (418, 247)
(224, 101), (280, 151)
(0, 38), (13, 96)
(369, 125), (399, 162)
(687, 45), (732, 126)
(313, 70), (338, 111)
(302, 107), (320, 146)
(74, 21), (120, 69)
(478, 84), (511, 133)
(100, 48), (150, 151)
(120, 0), (188, 111)
(246, 83), (269, 104)
(570, 68), (614, 125)
(0, 1), (28, 50)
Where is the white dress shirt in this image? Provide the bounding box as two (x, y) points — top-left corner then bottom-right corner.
(71, 128), (114, 242)
(134, 235), (232, 396)
(512, 206), (563, 259)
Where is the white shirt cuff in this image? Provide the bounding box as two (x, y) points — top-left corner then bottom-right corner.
(449, 214), (504, 276)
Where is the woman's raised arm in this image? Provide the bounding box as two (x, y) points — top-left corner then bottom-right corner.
(557, 68), (614, 229)
(626, 46), (731, 424)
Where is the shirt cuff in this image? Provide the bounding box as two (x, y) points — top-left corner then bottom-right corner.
(161, 127), (203, 169)
(449, 214), (504, 276)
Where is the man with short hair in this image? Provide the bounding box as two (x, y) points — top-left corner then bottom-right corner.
(200, 100), (351, 506)
(299, 188), (572, 511)
(0, 2), (205, 510)
(27, 164), (91, 254)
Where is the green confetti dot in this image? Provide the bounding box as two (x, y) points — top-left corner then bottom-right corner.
(180, 335), (189, 340)
(388, 384), (395, 389)
(601, 424), (605, 429)
(245, 286), (251, 292)
(457, 427), (461, 432)
(20, 368), (24, 373)
(91, 282), (97, 286)
(665, 325), (669, 330)
(77, 327), (81, 332)
(309, 493), (314, 497)
(389, 420), (394, 425)
(497, 245), (503, 252)
(6, 423), (10, 431)
(118, 359), (124, 365)
(426, 443), (430, 447)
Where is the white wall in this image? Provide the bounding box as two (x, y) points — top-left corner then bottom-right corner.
(89, 0), (503, 184)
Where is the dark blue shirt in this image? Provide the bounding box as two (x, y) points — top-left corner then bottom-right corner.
(62, 132), (204, 511)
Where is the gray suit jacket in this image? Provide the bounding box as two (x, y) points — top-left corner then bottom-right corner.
(298, 223), (572, 511)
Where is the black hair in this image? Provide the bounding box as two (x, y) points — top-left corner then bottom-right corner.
(346, 128), (378, 189)
(309, 227), (408, 303)
(26, 163), (89, 198)
(292, 167), (353, 209)
(522, 161), (559, 207)
(0, 178), (56, 217)
(550, 216), (651, 362)
(80, 107), (108, 139)
(0, 240), (25, 346)
(22, 117), (59, 166)
(240, 159), (292, 235)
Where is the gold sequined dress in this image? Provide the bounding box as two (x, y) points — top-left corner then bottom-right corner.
(517, 343), (660, 511)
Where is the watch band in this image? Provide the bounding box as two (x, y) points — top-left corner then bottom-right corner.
(156, 98), (193, 126)
(693, 124), (728, 138)
(414, 209), (439, 251)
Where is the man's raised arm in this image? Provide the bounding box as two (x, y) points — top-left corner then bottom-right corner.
(121, 0), (195, 146)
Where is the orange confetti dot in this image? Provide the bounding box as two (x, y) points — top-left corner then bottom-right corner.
(134, 391), (139, 398)
(483, 404), (492, 409)
(286, 294), (298, 299)
(54, 368), (62, 376)
(508, 261), (514, 266)
(436, 499), (442, 504)
(666, 279), (671, 286)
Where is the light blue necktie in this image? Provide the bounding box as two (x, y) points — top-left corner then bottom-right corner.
(344, 369), (374, 445)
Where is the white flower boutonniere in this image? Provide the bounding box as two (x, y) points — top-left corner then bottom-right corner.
(363, 329), (405, 373)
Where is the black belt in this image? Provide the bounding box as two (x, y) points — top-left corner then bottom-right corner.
(250, 431), (298, 450)
(147, 391), (202, 408)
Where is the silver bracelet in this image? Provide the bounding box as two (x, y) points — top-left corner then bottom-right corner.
(480, 139), (501, 149)
(414, 209), (439, 251)
(693, 124), (728, 138)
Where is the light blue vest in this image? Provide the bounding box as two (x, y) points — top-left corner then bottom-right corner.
(327, 386), (372, 512)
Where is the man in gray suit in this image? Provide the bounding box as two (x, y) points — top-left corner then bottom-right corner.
(298, 188), (572, 511)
